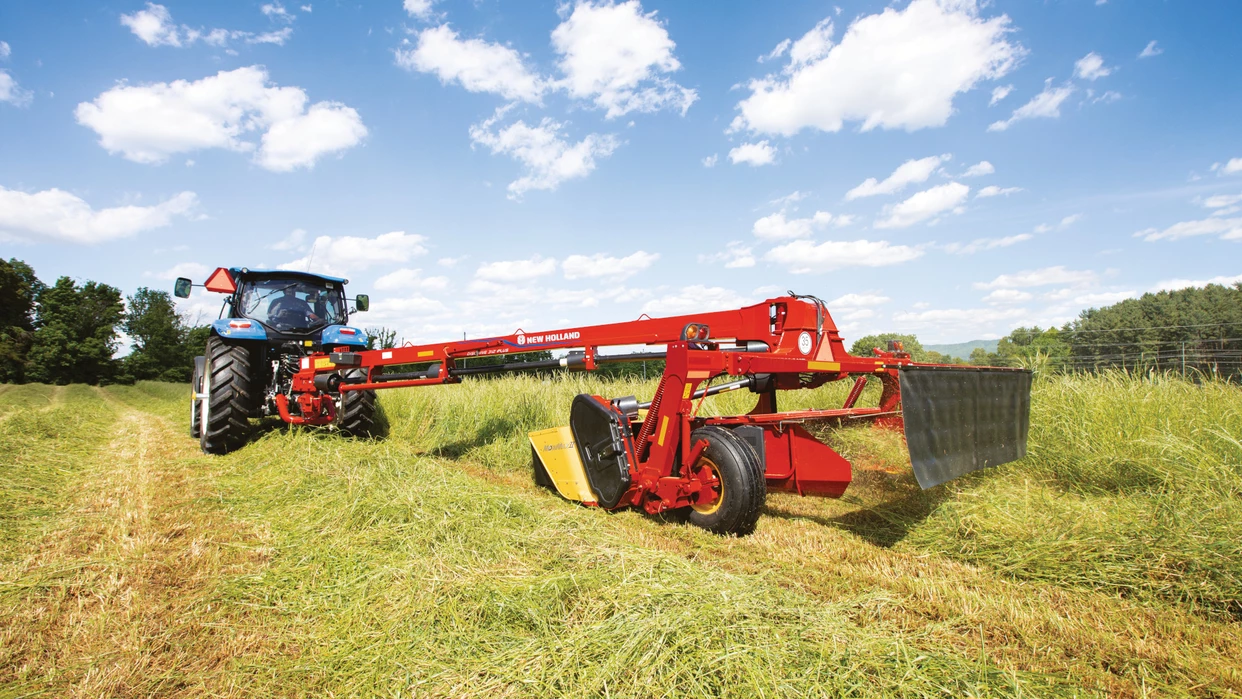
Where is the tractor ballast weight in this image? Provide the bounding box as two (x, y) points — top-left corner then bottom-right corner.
(178, 272), (1032, 535)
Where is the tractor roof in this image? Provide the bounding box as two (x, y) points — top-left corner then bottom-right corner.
(230, 268), (349, 285)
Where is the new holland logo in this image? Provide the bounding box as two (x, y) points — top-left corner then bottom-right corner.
(517, 334), (526, 345)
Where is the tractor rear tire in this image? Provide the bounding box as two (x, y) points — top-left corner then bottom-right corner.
(190, 355), (205, 439)
(200, 336), (255, 455)
(338, 369), (379, 438)
(686, 426), (766, 536)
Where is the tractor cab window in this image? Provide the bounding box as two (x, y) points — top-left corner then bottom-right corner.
(238, 278), (346, 332)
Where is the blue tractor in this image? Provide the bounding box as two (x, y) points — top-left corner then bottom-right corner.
(175, 267), (377, 454)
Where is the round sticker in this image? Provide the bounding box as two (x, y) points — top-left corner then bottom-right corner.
(517, 334), (526, 346)
(797, 331), (813, 355)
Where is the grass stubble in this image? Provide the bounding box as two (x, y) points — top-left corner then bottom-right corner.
(0, 372), (1238, 697)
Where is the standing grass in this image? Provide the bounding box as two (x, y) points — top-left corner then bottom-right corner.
(0, 373), (1239, 697)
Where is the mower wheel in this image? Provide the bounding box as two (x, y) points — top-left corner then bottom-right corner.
(190, 355), (205, 439)
(200, 336), (255, 455)
(686, 426), (766, 536)
(338, 369), (379, 438)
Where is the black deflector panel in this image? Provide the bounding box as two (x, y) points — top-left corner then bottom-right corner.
(899, 367), (1032, 489)
(569, 395), (634, 509)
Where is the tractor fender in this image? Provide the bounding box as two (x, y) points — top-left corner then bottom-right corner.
(321, 324), (369, 347)
(210, 318), (269, 341)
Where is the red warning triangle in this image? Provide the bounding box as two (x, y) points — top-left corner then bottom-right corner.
(204, 267), (236, 293)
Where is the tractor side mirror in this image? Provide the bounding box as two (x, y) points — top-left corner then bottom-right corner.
(354, 294), (369, 312)
(174, 277), (193, 298)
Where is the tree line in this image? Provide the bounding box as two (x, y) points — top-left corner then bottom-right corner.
(0, 258), (206, 385)
(857, 283), (1242, 381)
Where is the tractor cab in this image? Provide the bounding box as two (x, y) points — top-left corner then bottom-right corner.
(175, 267), (370, 347)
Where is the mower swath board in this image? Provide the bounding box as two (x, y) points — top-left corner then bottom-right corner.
(899, 366), (1033, 489)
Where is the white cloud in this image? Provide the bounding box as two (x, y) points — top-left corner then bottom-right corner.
(944, 233), (1031, 254)
(962, 160), (994, 177)
(74, 66), (365, 170)
(976, 185), (1022, 198)
(395, 25), (545, 103)
(1202, 193), (1242, 209)
(989, 84), (1012, 105)
(752, 210), (843, 240)
(892, 306), (1028, 333)
(845, 154), (950, 199)
(759, 38), (791, 63)
(1060, 213), (1082, 227)
(476, 255), (558, 282)
(731, 0), (1021, 136)
(1212, 158), (1242, 175)
(150, 261), (211, 280)
(0, 187), (197, 244)
(770, 191), (806, 206)
(258, 101), (367, 171)
(1091, 90), (1121, 105)
(701, 154), (717, 168)
(562, 251), (659, 280)
(261, 2), (294, 22)
(1070, 291), (1136, 307)
(983, 289), (1032, 304)
(373, 268), (449, 291)
(403, 0), (437, 20)
(0, 71), (31, 107)
(301, 5), (312, 13)
(120, 3), (293, 49)
(728, 141), (776, 166)
(974, 266), (1096, 290)
(698, 241), (755, 269)
(641, 285), (753, 315)
(1151, 274), (1242, 292)
(0, 41), (10, 59)
(828, 292), (889, 308)
(468, 116), (619, 199)
(764, 239), (923, 273)
(874, 182), (969, 228)
(121, 3), (182, 46)
(988, 81), (1074, 131)
(1073, 52), (1111, 81)
(551, 0), (696, 119)
(1139, 40), (1162, 59)
(269, 228), (307, 251)
(283, 231), (429, 274)
(1135, 216), (1242, 242)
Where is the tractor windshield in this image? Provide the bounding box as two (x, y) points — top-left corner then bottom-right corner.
(237, 277), (347, 332)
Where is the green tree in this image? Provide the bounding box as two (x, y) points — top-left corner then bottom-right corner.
(0, 258), (43, 383)
(849, 333), (929, 360)
(27, 277), (125, 385)
(124, 287), (194, 382)
(365, 326), (398, 350)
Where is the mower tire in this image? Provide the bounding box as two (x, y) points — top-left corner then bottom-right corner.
(190, 355), (205, 439)
(338, 369), (379, 438)
(686, 425), (766, 536)
(200, 336), (255, 455)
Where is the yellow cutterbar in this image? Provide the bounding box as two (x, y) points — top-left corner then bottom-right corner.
(529, 426), (597, 504)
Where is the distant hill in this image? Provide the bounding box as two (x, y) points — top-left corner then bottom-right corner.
(924, 339), (999, 360)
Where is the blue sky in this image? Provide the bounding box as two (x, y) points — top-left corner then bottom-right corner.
(1, 0), (1240, 346)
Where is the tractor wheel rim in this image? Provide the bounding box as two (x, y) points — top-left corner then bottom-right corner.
(691, 456), (724, 515)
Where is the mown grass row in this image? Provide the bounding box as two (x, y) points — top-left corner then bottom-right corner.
(379, 371), (1242, 620)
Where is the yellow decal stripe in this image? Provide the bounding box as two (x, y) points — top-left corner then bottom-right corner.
(682, 384), (694, 399)
(807, 361), (840, 372)
(314, 357), (335, 369)
(418, 350), (434, 357)
(656, 416), (669, 446)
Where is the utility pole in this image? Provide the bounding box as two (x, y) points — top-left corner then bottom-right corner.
(1181, 342), (1186, 377)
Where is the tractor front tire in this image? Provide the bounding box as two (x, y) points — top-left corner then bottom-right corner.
(686, 426), (766, 536)
(200, 336), (255, 455)
(338, 369), (379, 438)
(190, 355), (205, 439)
